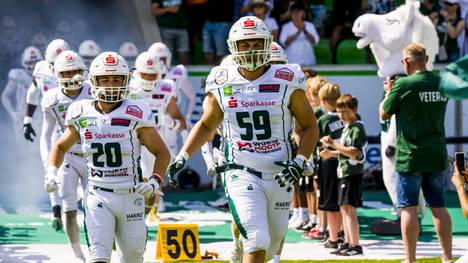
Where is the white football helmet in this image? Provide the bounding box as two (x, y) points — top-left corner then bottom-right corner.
(89, 52), (131, 102)
(269, 41), (287, 64)
(78, 40), (101, 67)
(54, 50), (85, 90)
(45, 39), (70, 64)
(227, 16), (272, 71)
(21, 46), (43, 74)
(119, 42), (138, 69)
(148, 42), (172, 69)
(134, 51), (164, 91)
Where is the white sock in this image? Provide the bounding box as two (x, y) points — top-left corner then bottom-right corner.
(71, 243), (84, 258)
(300, 208), (308, 221)
(291, 208), (299, 220)
(309, 214), (317, 224)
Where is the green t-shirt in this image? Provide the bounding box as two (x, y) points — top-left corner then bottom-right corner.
(383, 71), (448, 172)
(314, 105), (325, 120)
(338, 121), (367, 178)
(317, 111), (344, 159)
(152, 0), (187, 29)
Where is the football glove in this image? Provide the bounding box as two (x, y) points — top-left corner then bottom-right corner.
(167, 152), (189, 187)
(23, 123), (36, 142)
(44, 166), (59, 193)
(135, 176), (162, 198)
(274, 155), (307, 189)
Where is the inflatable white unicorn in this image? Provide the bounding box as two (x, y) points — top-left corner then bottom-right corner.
(352, 0), (439, 77)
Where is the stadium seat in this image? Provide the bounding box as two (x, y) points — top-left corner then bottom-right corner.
(314, 40), (332, 64)
(336, 39), (367, 64)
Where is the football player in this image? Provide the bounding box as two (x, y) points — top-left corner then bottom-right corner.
(41, 50), (91, 262)
(119, 42), (138, 69)
(148, 42), (195, 150)
(46, 52), (170, 263)
(23, 38), (70, 231)
(167, 16), (318, 263)
(78, 40), (101, 69)
(129, 51), (186, 219)
(2, 46), (42, 143)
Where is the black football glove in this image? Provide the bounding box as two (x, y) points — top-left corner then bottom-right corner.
(166, 154), (187, 187)
(274, 156), (306, 189)
(23, 123), (36, 142)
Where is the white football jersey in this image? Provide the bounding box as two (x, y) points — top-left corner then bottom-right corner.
(7, 68), (32, 113)
(41, 83), (93, 153)
(128, 79), (176, 127)
(206, 64), (306, 173)
(32, 60), (57, 95)
(65, 99), (155, 189)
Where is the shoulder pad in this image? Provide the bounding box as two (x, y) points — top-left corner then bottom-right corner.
(169, 65), (188, 79)
(271, 64), (306, 90)
(124, 100), (148, 120)
(8, 68), (28, 81)
(41, 89), (59, 109)
(159, 79), (175, 93)
(205, 65), (230, 93)
(82, 82), (93, 98)
(68, 100), (87, 120)
(33, 60), (53, 78)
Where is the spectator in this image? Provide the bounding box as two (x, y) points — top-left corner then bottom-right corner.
(380, 43), (452, 263)
(202, 0), (235, 65)
(151, 0), (190, 65)
(330, 0), (364, 63)
(306, 0), (327, 33)
(452, 162), (468, 262)
(271, 0), (295, 27)
(250, 0), (279, 41)
(185, 0), (208, 54)
(279, 1), (319, 66)
(321, 94), (367, 256)
(364, 0), (395, 14)
(240, 0), (274, 16)
(439, 0), (465, 62)
(317, 83), (343, 249)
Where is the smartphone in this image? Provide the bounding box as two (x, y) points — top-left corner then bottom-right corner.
(455, 152), (465, 174)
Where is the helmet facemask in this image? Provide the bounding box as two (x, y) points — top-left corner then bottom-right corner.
(91, 75), (130, 103)
(135, 72), (160, 91)
(58, 70), (84, 91)
(228, 37), (272, 71)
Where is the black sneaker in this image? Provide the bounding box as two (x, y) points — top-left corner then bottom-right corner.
(330, 243), (349, 255)
(298, 221), (315, 232)
(340, 245), (363, 256)
(321, 230), (330, 243)
(324, 240), (338, 249)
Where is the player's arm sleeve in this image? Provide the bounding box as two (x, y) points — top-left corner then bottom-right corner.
(40, 110), (56, 164)
(1, 79), (17, 117)
(25, 81), (40, 106)
(180, 77), (196, 119)
(349, 125), (368, 163)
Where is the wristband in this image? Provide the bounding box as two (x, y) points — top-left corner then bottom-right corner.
(178, 150), (190, 161)
(23, 116), (33, 124)
(46, 165), (58, 175)
(151, 173), (163, 184)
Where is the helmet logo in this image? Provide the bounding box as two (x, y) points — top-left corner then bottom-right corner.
(242, 19), (256, 29)
(104, 54), (117, 65)
(147, 59), (153, 66)
(89, 44), (94, 50)
(65, 54), (74, 61)
(271, 45), (278, 51)
(56, 48), (62, 54)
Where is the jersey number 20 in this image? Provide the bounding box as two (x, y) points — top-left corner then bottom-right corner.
(91, 142), (123, 167)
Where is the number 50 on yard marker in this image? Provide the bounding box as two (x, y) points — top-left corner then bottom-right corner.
(156, 224), (201, 261)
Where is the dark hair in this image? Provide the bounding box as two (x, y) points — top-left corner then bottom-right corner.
(336, 94), (358, 109)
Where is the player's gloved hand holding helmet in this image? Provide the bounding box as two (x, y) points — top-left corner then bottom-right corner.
(274, 154), (308, 191)
(269, 41), (287, 64)
(21, 46), (43, 74)
(78, 40), (101, 68)
(54, 50), (85, 90)
(45, 39), (70, 65)
(89, 52), (131, 103)
(148, 42), (172, 70)
(135, 174), (164, 198)
(166, 151), (190, 187)
(134, 51), (164, 91)
(227, 16), (272, 71)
